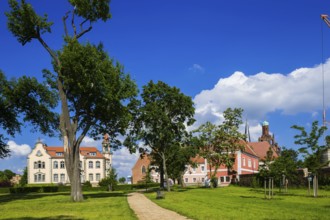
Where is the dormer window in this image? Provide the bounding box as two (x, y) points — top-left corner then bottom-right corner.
(56, 152), (63, 156)
(90, 152), (96, 156)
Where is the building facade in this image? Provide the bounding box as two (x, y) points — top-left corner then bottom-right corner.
(132, 121), (279, 186)
(27, 135), (112, 186)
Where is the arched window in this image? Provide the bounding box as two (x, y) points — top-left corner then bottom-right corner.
(37, 161), (44, 169)
(96, 161), (100, 168)
(89, 161), (93, 168)
(54, 161), (58, 169)
(142, 166), (146, 174)
(60, 161), (65, 169)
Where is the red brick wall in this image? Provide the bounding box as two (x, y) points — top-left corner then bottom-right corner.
(131, 156), (150, 184)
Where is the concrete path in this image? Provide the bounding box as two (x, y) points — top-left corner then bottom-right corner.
(127, 192), (191, 220)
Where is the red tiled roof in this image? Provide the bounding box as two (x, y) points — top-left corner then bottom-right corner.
(191, 156), (205, 164)
(44, 146), (105, 159)
(248, 141), (279, 159)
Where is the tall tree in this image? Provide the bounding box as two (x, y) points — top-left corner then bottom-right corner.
(268, 148), (301, 189)
(6, 0), (137, 201)
(194, 108), (246, 187)
(0, 70), (58, 158)
(291, 121), (328, 197)
(125, 81), (195, 191)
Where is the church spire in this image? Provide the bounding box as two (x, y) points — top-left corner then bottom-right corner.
(245, 119), (251, 142)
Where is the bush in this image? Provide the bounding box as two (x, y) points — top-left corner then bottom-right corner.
(10, 186), (41, 193)
(42, 186), (59, 192)
(83, 181), (92, 187)
(0, 187), (10, 193)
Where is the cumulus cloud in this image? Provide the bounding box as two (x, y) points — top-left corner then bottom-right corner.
(189, 64), (205, 73)
(192, 59), (330, 130)
(82, 136), (97, 144)
(112, 148), (139, 178)
(7, 141), (31, 157)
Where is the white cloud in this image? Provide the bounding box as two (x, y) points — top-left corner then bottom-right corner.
(112, 147), (139, 178)
(7, 141), (31, 157)
(82, 136), (96, 144)
(189, 64), (205, 73)
(192, 59), (330, 129)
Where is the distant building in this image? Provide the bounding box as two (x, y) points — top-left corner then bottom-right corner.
(27, 135), (112, 186)
(10, 174), (22, 185)
(131, 121), (280, 186)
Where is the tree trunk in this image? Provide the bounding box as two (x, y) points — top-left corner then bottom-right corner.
(160, 164), (164, 189)
(162, 152), (170, 192)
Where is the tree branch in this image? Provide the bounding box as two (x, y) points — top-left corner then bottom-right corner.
(62, 11), (71, 38)
(76, 26), (93, 39)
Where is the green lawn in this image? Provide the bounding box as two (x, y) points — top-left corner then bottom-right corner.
(145, 186), (330, 220)
(0, 191), (137, 220)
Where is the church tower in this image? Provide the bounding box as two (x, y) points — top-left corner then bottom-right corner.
(102, 134), (112, 176)
(258, 121), (275, 145)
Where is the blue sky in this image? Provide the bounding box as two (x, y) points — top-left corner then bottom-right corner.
(1, 0), (330, 179)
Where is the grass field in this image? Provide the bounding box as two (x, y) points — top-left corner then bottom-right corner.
(145, 186), (330, 220)
(0, 191), (137, 220)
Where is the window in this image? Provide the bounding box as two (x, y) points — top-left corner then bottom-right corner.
(193, 178), (196, 183)
(60, 161), (65, 169)
(96, 173), (101, 181)
(34, 173), (45, 182)
(242, 158), (246, 166)
(201, 178), (205, 183)
(53, 161), (58, 169)
(226, 176), (230, 182)
(36, 161), (45, 169)
(253, 161), (256, 169)
(141, 166), (146, 174)
(89, 174), (93, 181)
(185, 178), (188, 183)
(96, 161), (101, 168)
(36, 150), (42, 157)
(201, 166), (205, 172)
(60, 174), (65, 182)
(79, 161), (82, 169)
(220, 177), (225, 182)
(192, 167), (196, 172)
(89, 161), (93, 169)
(90, 152), (96, 156)
(248, 159), (252, 168)
(56, 152), (63, 156)
(54, 174), (58, 182)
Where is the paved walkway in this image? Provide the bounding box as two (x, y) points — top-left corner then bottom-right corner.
(127, 192), (191, 220)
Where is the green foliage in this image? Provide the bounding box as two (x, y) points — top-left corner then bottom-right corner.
(99, 168), (118, 191)
(19, 167), (27, 186)
(118, 177), (126, 184)
(268, 148), (300, 186)
(6, 0), (53, 45)
(194, 108), (246, 179)
(69, 0), (111, 22)
(83, 181), (92, 187)
(0, 69), (58, 158)
(291, 121), (328, 174)
(125, 80), (195, 191)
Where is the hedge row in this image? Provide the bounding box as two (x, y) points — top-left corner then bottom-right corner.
(7, 183), (160, 194)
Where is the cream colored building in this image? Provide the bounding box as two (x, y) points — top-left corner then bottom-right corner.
(27, 136), (112, 186)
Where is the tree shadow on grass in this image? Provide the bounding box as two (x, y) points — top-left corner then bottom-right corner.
(0, 192), (70, 204)
(1, 215), (84, 220)
(0, 191), (129, 204)
(84, 192), (128, 199)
